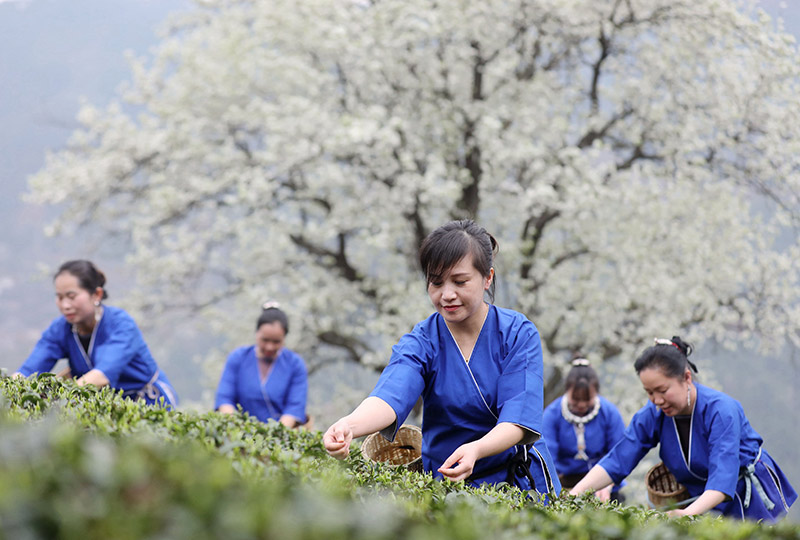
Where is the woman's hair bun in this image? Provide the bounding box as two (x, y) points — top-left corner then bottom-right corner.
(262, 300), (281, 311)
(669, 336), (692, 357)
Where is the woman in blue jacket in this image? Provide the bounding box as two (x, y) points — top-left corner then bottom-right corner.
(542, 358), (626, 501)
(571, 337), (796, 521)
(15, 260), (178, 408)
(215, 303), (308, 428)
(323, 220), (560, 497)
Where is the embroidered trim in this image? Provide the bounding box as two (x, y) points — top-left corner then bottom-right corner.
(671, 396), (704, 481)
(743, 447), (776, 511)
(511, 422), (541, 444)
(153, 379), (177, 406)
(464, 361), (498, 420)
(443, 312), (497, 420)
(531, 445), (556, 493)
(733, 492), (745, 520)
(764, 461), (790, 512)
(561, 396), (600, 460)
(257, 349), (281, 419)
(71, 310), (103, 370)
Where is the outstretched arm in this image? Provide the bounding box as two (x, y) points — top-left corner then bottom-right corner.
(56, 365), (73, 379)
(76, 368), (110, 388)
(438, 422), (525, 481)
(323, 396), (397, 459)
(279, 414), (300, 428)
(668, 489), (726, 517)
(569, 464), (614, 495)
(279, 357), (309, 428)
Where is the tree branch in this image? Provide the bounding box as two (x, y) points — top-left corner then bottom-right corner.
(456, 119), (481, 219)
(577, 106), (634, 148)
(316, 330), (368, 365)
(616, 142), (662, 171)
(289, 232), (377, 298)
(520, 209), (561, 280)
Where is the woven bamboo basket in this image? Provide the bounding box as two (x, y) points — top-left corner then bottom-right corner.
(646, 462), (689, 508)
(361, 424), (423, 473)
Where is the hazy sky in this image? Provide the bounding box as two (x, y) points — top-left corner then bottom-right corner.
(0, 0), (193, 386)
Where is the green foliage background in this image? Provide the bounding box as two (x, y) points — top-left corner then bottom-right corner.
(1, 374), (797, 539)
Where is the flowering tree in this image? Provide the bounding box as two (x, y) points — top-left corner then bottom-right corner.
(28, 0), (800, 403)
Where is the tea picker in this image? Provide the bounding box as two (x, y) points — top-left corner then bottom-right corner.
(323, 220), (560, 497)
(215, 302), (310, 428)
(570, 337), (796, 521)
(541, 358), (626, 502)
(14, 260), (178, 408)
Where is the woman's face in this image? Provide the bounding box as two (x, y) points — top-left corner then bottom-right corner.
(566, 385), (598, 416)
(639, 367), (692, 416)
(427, 252), (493, 328)
(54, 272), (101, 330)
(255, 321), (285, 361)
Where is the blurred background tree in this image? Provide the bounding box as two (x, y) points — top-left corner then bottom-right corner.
(24, 0), (800, 410)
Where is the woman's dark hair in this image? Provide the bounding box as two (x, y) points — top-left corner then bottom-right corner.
(54, 260), (108, 299)
(565, 359), (600, 400)
(634, 336), (697, 379)
(418, 219), (498, 302)
(256, 302), (289, 334)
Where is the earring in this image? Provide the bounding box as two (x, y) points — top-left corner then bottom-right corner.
(686, 386), (691, 408)
(94, 301), (100, 307)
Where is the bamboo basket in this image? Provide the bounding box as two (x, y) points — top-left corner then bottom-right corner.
(646, 462), (689, 508)
(361, 424), (423, 473)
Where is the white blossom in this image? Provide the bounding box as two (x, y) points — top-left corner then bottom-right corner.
(26, 0), (800, 410)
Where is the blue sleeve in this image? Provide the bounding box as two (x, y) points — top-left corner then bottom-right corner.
(704, 401), (743, 497)
(541, 399), (563, 459)
(496, 319), (544, 444)
(18, 319), (67, 376)
(282, 354), (308, 422)
(214, 349), (242, 410)
(91, 313), (144, 386)
(597, 405), (659, 484)
(603, 400), (627, 454)
(369, 328), (428, 441)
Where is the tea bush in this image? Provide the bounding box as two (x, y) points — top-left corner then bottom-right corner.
(1, 374), (798, 539)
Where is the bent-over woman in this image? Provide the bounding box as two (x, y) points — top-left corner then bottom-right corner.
(323, 220), (560, 496)
(542, 358), (626, 501)
(15, 260), (178, 407)
(215, 303), (308, 428)
(570, 337), (796, 521)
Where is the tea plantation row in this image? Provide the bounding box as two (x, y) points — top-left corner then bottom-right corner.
(0, 374), (797, 539)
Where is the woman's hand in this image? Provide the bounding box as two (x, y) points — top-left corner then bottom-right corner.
(595, 486), (613, 502)
(323, 418), (354, 459)
(217, 404), (236, 415)
(76, 368), (110, 388)
(438, 441), (481, 482)
(666, 508), (689, 517)
(323, 397), (397, 459)
(437, 423), (525, 482)
(56, 366), (73, 379)
(569, 465), (614, 496)
(279, 414), (300, 429)
(664, 489), (726, 518)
